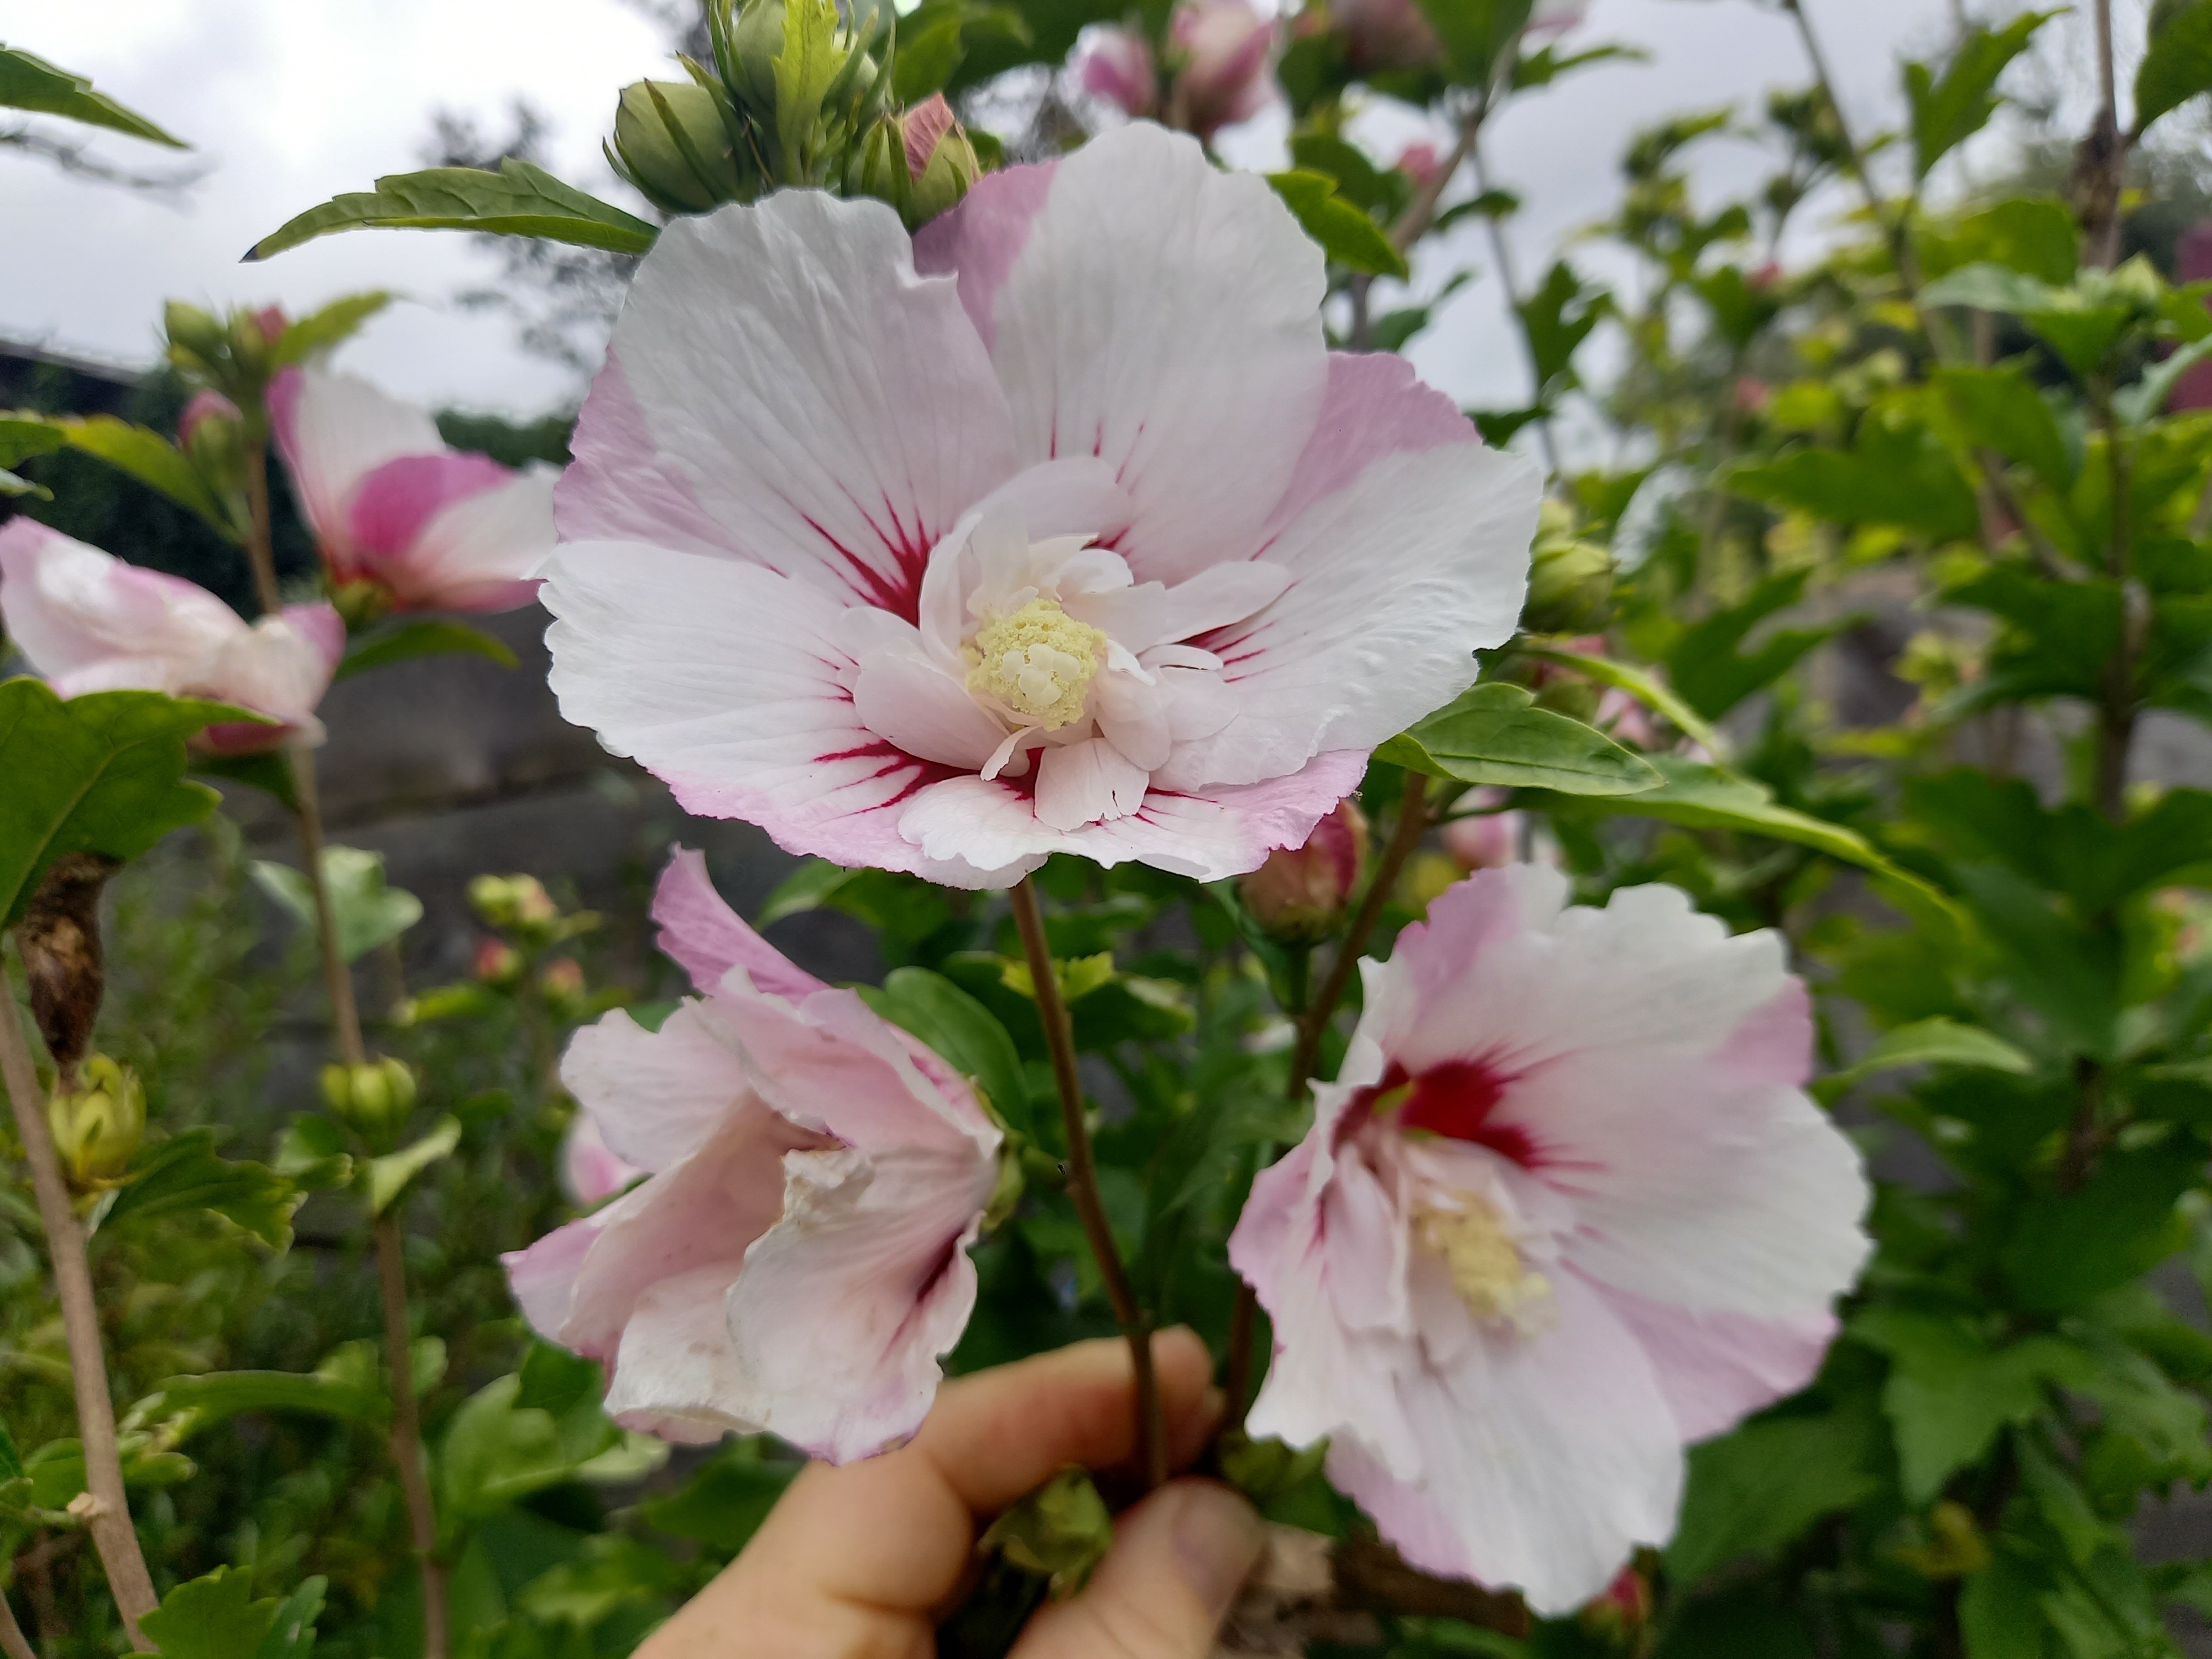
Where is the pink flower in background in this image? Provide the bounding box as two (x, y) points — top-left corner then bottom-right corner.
(503, 849), (1002, 1459)
(178, 389), (242, 448)
(1525, 0), (1589, 37)
(559, 1113), (641, 1206)
(1167, 0), (1276, 139)
(1331, 0), (1443, 72)
(2166, 222), (2212, 413)
(1076, 25), (1156, 117)
(1240, 796), (1368, 939)
(1441, 805), (1523, 871)
(543, 123), (1538, 889)
(270, 366), (556, 614)
(1229, 865), (1869, 1613)
(0, 519), (343, 753)
(1396, 140), (1447, 194)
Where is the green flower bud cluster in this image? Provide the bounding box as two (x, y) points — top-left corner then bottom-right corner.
(605, 0), (984, 229)
(320, 1056), (418, 1148)
(47, 1055), (146, 1193)
(1521, 498), (1616, 635)
(164, 300), (290, 408)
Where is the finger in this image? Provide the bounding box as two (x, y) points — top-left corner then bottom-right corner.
(1011, 1480), (1263, 1659)
(635, 1330), (1219, 1659)
(910, 1327), (1219, 1514)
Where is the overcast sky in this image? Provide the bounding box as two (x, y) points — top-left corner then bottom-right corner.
(2, 0), (2080, 423)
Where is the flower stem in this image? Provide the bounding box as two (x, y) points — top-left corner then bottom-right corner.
(375, 1212), (448, 1658)
(1222, 771), (1430, 1431)
(0, 967), (158, 1649)
(1008, 877), (1166, 1491)
(0, 1585), (33, 1659)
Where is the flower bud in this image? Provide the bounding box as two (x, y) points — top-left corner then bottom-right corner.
(1521, 500), (1615, 634)
(47, 1056), (145, 1192)
(164, 301), (228, 372)
(854, 95), (980, 229)
(226, 307), (278, 380)
(179, 389), (247, 489)
(726, 0), (790, 118)
(1579, 1562), (1651, 1637)
(539, 957), (587, 1016)
(1075, 26), (1156, 118)
(1396, 140), (1445, 194)
(1442, 809), (1522, 873)
(612, 78), (745, 214)
(1166, 0), (1275, 141)
(469, 873), (557, 931)
(321, 1056), (418, 1145)
(473, 937), (524, 987)
(1238, 799), (1368, 942)
(1330, 0), (1442, 74)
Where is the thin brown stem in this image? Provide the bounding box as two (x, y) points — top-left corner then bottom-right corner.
(0, 1580), (36, 1659)
(376, 1214), (448, 1659)
(1469, 140), (1564, 479)
(1222, 772), (1430, 1428)
(0, 975), (157, 1648)
(241, 445), (283, 618)
(2091, 377), (2137, 822)
(1782, 0), (1921, 295)
(1008, 879), (1165, 1490)
(290, 774), (364, 1067)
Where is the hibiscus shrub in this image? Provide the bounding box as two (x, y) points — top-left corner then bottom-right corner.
(8, 1), (2212, 1656)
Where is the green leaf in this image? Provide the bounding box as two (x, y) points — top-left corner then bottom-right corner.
(0, 680), (242, 926)
(1374, 682), (1662, 795)
(2133, 0), (2212, 132)
(1411, 0), (1535, 86)
(0, 414), (65, 471)
(1851, 1308), (2095, 1501)
(1731, 439), (1980, 540)
(248, 158), (657, 262)
(0, 44), (186, 146)
(334, 617), (519, 681)
(1936, 362), (2075, 488)
(255, 1578), (326, 1659)
(2001, 1149), (2200, 1312)
(1568, 757), (1864, 865)
(273, 291), (394, 367)
(437, 1370), (627, 1535)
(1813, 1017), (2033, 1103)
(251, 846), (423, 964)
(2117, 332), (2212, 424)
(193, 749), (301, 811)
(144, 1368), (389, 1433)
(1516, 260), (1611, 398)
(1664, 568), (1849, 721)
(1265, 171), (1408, 281)
(1921, 264), (2135, 375)
(97, 1129), (301, 1249)
(641, 1439), (801, 1552)
(1666, 1404), (1887, 1584)
(1920, 261), (2067, 316)
(49, 414), (236, 538)
(1903, 12), (2056, 180)
(1288, 133), (1408, 217)
(860, 967), (1030, 1139)
(1959, 1550), (2049, 1658)
(0, 467), (47, 499)
(364, 1116), (462, 1216)
(775, 0), (846, 181)
(1515, 644), (1726, 756)
(139, 1568), (280, 1659)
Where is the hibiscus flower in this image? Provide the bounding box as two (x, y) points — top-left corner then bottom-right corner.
(1229, 865), (1870, 1614)
(541, 121), (1537, 889)
(270, 365), (556, 615)
(503, 849), (1003, 1459)
(0, 518), (343, 753)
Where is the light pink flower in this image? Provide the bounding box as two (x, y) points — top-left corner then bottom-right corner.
(559, 1112), (641, 1206)
(1167, 0), (1275, 139)
(1229, 865), (1869, 1613)
(1440, 807), (1522, 871)
(270, 366), (556, 614)
(0, 518), (343, 753)
(1076, 25), (1156, 117)
(542, 123), (1538, 889)
(502, 849), (1003, 1458)
(1396, 140), (1446, 194)
(178, 389), (242, 448)
(1331, 0), (1443, 72)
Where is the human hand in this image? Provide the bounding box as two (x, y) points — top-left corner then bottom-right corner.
(636, 1328), (1262, 1659)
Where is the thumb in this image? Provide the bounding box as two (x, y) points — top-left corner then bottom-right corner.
(1011, 1480), (1264, 1659)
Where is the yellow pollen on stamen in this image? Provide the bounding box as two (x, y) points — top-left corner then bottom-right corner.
(1413, 1196), (1552, 1333)
(963, 598), (1107, 731)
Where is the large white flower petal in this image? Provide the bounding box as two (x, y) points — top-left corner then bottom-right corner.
(559, 191), (1018, 620)
(561, 1001), (754, 1173)
(853, 650), (1008, 770)
(722, 1142), (997, 1462)
(0, 519), (241, 687)
(1154, 441), (1537, 792)
(980, 123), (1330, 584)
(1261, 351), (1482, 538)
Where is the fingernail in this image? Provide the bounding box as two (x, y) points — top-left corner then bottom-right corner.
(1170, 1483), (1264, 1616)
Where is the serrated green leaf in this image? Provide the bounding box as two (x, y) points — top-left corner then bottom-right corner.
(2001, 1149), (2199, 1312)
(1814, 1017), (2032, 1103)
(1664, 568), (1849, 721)
(1937, 361), (2077, 488)
(860, 967), (1030, 1140)
(0, 680), (243, 926)
(333, 616), (519, 681)
(0, 44), (186, 146)
(365, 1116), (461, 1216)
(1667, 1404), (1888, 1584)
(140, 1567), (279, 1659)
(1905, 13), (2057, 180)
(97, 1129), (300, 1249)
(248, 159), (657, 262)
(1266, 171), (1408, 281)
(1375, 682), (1661, 795)
(251, 846), (422, 964)
(2135, 0), (2212, 132)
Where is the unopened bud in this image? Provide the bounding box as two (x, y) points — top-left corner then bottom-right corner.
(473, 937), (523, 987)
(330, 576), (393, 631)
(226, 309), (276, 379)
(982, 1141), (1025, 1233)
(179, 389), (246, 487)
(1238, 799), (1368, 942)
(48, 1056), (146, 1192)
(1579, 1563), (1652, 1636)
(612, 79), (745, 213)
(469, 873), (556, 930)
(726, 0), (790, 118)
(164, 301), (227, 371)
(539, 957), (587, 1014)
(321, 1056), (418, 1145)
(1522, 500), (1614, 634)
(1442, 807), (1522, 872)
(855, 96), (980, 229)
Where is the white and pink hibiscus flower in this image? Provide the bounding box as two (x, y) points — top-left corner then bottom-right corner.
(1165, 0), (1277, 139)
(0, 519), (343, 753)
(270, 365), (556, 615)
(1229, 865), (1870, 1614)
(503, 849), (1003, 1459)
(541, 121), (1538, 890)
(1075, 25), (1157, 118)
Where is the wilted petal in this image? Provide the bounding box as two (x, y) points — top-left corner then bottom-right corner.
(651, 846), (826, 1003)
(561, 1000), (754, 1172)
